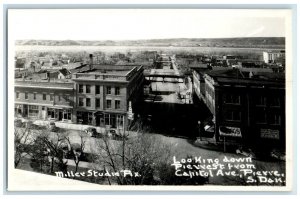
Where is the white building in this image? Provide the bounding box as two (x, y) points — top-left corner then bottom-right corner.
(263, 51), (285, 64)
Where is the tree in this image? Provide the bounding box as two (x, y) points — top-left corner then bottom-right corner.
(65, 131), (86, 173)
(29, 135), (49, 172)
(94, 130), (172, 185)
(29, 129), (69, 174)
(14, 127), (35, 168)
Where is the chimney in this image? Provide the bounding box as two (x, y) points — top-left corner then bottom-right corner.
(89, 54), (93, 70)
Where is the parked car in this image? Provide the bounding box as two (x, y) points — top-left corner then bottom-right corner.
(107, 129), (127, 140)
(49, 122), (61, 132)
(106, 129), (116, 138)
(85, 127), (101, 138)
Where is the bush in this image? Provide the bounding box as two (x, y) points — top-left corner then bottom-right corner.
(14, 119), (24, 128)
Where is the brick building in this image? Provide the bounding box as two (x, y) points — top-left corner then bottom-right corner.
(14, 63), (144, 131)
(192, 68), (285, 149)
(15, 81), (74, 122)
(72, 64), (144, 130)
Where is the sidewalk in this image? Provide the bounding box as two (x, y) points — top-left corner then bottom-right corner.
(33, 119), (107, 134)
(23, 118), (138, 137)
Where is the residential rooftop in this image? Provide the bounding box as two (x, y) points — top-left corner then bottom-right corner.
(204, 68), (285, 87)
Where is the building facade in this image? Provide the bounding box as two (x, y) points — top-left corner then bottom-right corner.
(192, 68), (285, 149)
(72, 65), (144, 130)
(15, 81), (75, 122)
(14, 64), (144, 131)
(263, 50), (285, 64)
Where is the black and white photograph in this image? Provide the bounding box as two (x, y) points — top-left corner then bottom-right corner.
(6, 8), (294, 191)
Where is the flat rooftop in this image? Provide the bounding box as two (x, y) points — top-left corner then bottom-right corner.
(205, 68), (285, 87)
(15, 80), (74, 90)
(72, 64), (142, 82)
(80, 69), (129, 76)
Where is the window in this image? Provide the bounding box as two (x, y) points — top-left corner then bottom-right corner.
(43, 93), (46, 100)
(65, 95), (69, 101)
(106, 86), (111, 95)
(88, 112), (93, 125)
(96, 98), (100, 108)
(225, 110), (241, 122)
(33, 93), (36, 100)
(104, 114), (116, 128)
(256, 96), (267, 106)
(256, 111), (267, 124)
(48, 108), (56, 119)
(28, 105), (39, 118)
(224, 94), (240, 104)
(15, 105), (22, 116)
(76, 111), (83, 123)
(42, 106), (45, 111)
(270, 97), (280, 107)
(115, 100), (121, 109)
(79, 98), (84, 106)
(63, 109), (71, 120)
(79, 84), (83, 93)
(106, 99), (112, 108)
(270, 114), (281, 125)
(86, 98), (91, 107)
(96, 85), (100, 94)
(25, 92), (28, 100)
(50, 94), (54, 101)
(86, 85), (91, 93)
(58, 95), (62, 101)
(16, 92), (19, 99)
(105, 114), (110, 126)
(117, 115), (124, 128)
(115, 87), (120, 95)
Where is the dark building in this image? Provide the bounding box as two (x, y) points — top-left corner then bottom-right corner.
(192, 68), (285, 150)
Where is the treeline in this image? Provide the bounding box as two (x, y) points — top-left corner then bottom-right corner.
(15, 37), (285, 47)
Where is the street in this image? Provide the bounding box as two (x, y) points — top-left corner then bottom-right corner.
(63, 129), (285, 185)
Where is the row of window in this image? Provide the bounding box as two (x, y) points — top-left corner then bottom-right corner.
(16, 92), (70, 102)
(224, 94), (281, 107)
(76, 111), (124, 127)
(18, 105), (72, 120)
(78, 98), (121, 109)
(224, 110), (281, 125)
(255, 96), (280, 107)
(256, 112), (282, 125)
(78, 84), (120, 95)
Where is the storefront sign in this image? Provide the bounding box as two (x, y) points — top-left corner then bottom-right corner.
(219, 126), (242, 137)
(127, 101), (134, 120)
(260, 129), (280, 139)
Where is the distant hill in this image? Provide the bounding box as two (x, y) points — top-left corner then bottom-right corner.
(15, 37), (285, 48)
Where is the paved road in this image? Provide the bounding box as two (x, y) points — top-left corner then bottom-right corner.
(18, 127), (286, 185)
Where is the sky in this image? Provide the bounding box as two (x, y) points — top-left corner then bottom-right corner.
(8, 9), (289, 40)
